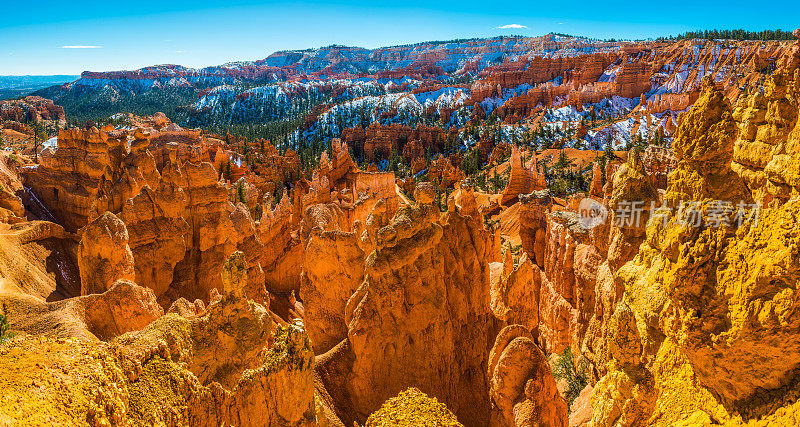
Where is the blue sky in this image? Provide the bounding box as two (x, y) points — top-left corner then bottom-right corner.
(1, 0), (798, 75)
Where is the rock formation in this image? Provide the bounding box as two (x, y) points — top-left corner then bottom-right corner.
(336, 183), (500, 425)
(341, 122), (447, 163)
(0, 96), (65, 125)
(20, 120), (400, 310)
(120, 181), (190, 302)
(0, 253), (318, 426)
(2, 279), (163, 341)
(641, 145), (677, 190)
(365, 388), (463, 427)
(22, 125), (159, 232)
(590, 51), (800, 425)
(501, 146), (546, 205)
(488, 325), (568, 426)
(77, 212), (136, 295)
(299, 205), (365, 354)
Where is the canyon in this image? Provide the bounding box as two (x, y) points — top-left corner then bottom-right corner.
(1, 28), (800, 426)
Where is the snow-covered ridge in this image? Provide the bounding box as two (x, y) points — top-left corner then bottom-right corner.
(72, 34), (620, 90)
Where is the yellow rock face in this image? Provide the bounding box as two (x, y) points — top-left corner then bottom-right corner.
(591, 60), (800, 426)
(0, 296), (315, 426)
(732, 68), (800, 204)
(365, 387), (463, 427)
(667, 77), (751, 204)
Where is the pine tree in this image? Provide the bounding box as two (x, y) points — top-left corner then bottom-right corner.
(655, 127), (665, 147)
(604, 136), (615, 161)
(236, 181), (246, 204)
(32, 123), (47, 164)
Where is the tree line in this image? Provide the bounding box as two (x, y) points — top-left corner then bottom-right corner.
(661, 29), (796, 41)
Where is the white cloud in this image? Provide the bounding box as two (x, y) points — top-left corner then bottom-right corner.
(61, 45), (102, 49)
(498, 24), (527, 29)
(176, 50), (185, 53)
